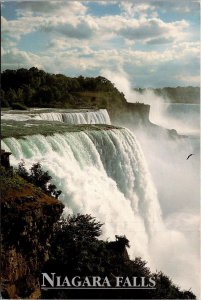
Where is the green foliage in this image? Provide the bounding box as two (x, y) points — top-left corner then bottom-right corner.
(2, 67), (197, 109)
(1, 67), (127, 110)
(0, 166), (26, 196)
(50, 214), (103, 269)
(5, 88), (18, 104)
(0, 89), (9, 107)
(55, 214), (102, 241)
(17, 161), (61, 199)
(42, 214), (196, 299)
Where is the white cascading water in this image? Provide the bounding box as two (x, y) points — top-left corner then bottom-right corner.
(36, 109), (111, 124)
(1, 128), (163, 265)
(2, 128), (199, 294)
(1, 109), (111, 125)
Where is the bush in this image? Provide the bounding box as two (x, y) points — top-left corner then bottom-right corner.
(17, 161), (62, 199)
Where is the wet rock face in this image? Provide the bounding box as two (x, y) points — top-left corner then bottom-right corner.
(1, 193), (64, 299)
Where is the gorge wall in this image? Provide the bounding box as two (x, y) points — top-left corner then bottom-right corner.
(109, 102), (151, 127)
(109, 103), (178, 138)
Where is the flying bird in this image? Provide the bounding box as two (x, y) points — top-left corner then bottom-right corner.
(186, 154), (194, 160)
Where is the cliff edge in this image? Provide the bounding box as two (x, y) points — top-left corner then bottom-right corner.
(1, 167), (64, 299)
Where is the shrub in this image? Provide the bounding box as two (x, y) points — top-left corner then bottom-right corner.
(17, 161), (62, 199)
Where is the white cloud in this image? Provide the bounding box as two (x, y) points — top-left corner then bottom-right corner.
(1, 15), (43, 40)
(2, 39), (199, 86)
(92, 1), (117, 5)
(119, 0), (199, 16)
(152, 0), (199, 14)
(15, 1), (88, 16)
(41, 15), (99, 40)
(117, 18), (189, 44)
(2, 2), (190, 48)
(1, 1), (199, 87)
(1, 48), (45, 70)
(120, 2), (155, 18)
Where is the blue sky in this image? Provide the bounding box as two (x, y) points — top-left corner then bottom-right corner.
(1, 0), (200, 87)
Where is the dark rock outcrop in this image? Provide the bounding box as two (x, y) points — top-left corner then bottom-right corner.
(110, 102), (179, 139)
(109, 102), (150, 127)
(1, 181), (64, 299)
(1, 150), (12, 169)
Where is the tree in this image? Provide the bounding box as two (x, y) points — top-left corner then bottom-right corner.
(17, 161), (61, 199)
(21, 84), (35, 106)
(5, 88), (18, 104)
(42, 214), (196, 299)
(49, 214), (103, 271)
(54, 214), (102, 244)
(115, 235), (130, 248)
(0, 89), (9, 107)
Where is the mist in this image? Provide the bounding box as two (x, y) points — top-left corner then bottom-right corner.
(102, 68), (200, 135)
(101, 68), (200, 296)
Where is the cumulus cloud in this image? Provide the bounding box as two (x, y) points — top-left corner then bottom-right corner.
(1, 1), (199, 87)
(2, 2), (90, 43)
(1, 39), (199, 86)
(1, 15), (43, 40)
(2, 2), (191, 46)
(117, 18), (189, 44)
(15, 1), (87, 16)
(15, 1), (61, 15)
(1, 48), (45, 70)
(41, 15), (99, 40)
(119, 0), (199, 16)
(150, 0), (200, 15)
(120, 2), (156, 18)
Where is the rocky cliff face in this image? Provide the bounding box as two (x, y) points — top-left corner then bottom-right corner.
(1, 178), (64, 299)
(112, 102), (150, 126)
(110, 102), (179, 138)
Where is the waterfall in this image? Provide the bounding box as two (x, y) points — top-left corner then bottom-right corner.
(35, 109), (111, 124)
(1, 109), (111, 125)
(2, 128), (163, 264)
(2, 127), (199, 294)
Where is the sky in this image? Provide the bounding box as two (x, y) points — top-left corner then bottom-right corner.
(1, 0), (200, 87)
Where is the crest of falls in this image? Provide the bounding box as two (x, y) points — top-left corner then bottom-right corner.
(1, 109), (111, 125)
(2, 128), (163, 263)
(36, 109), (111, 125)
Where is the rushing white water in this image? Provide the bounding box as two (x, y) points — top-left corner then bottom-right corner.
(2, 128), (163, 263)
(1, 109), (111, 125)
(2, 128), (199, 294)
(37, 109), (111, 124)
(1, 113), (33, 121)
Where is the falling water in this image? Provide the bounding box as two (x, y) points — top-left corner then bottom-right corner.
(2, 127), (199, 294)
(2, 128), (163, 264)
(37, 109), (111, 124)
(1, 109), (111, 125)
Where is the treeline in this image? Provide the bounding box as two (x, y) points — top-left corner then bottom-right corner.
(1, 67), (125, 109)
(134, 87), (200, 103)
(1, 67), (198, 110)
